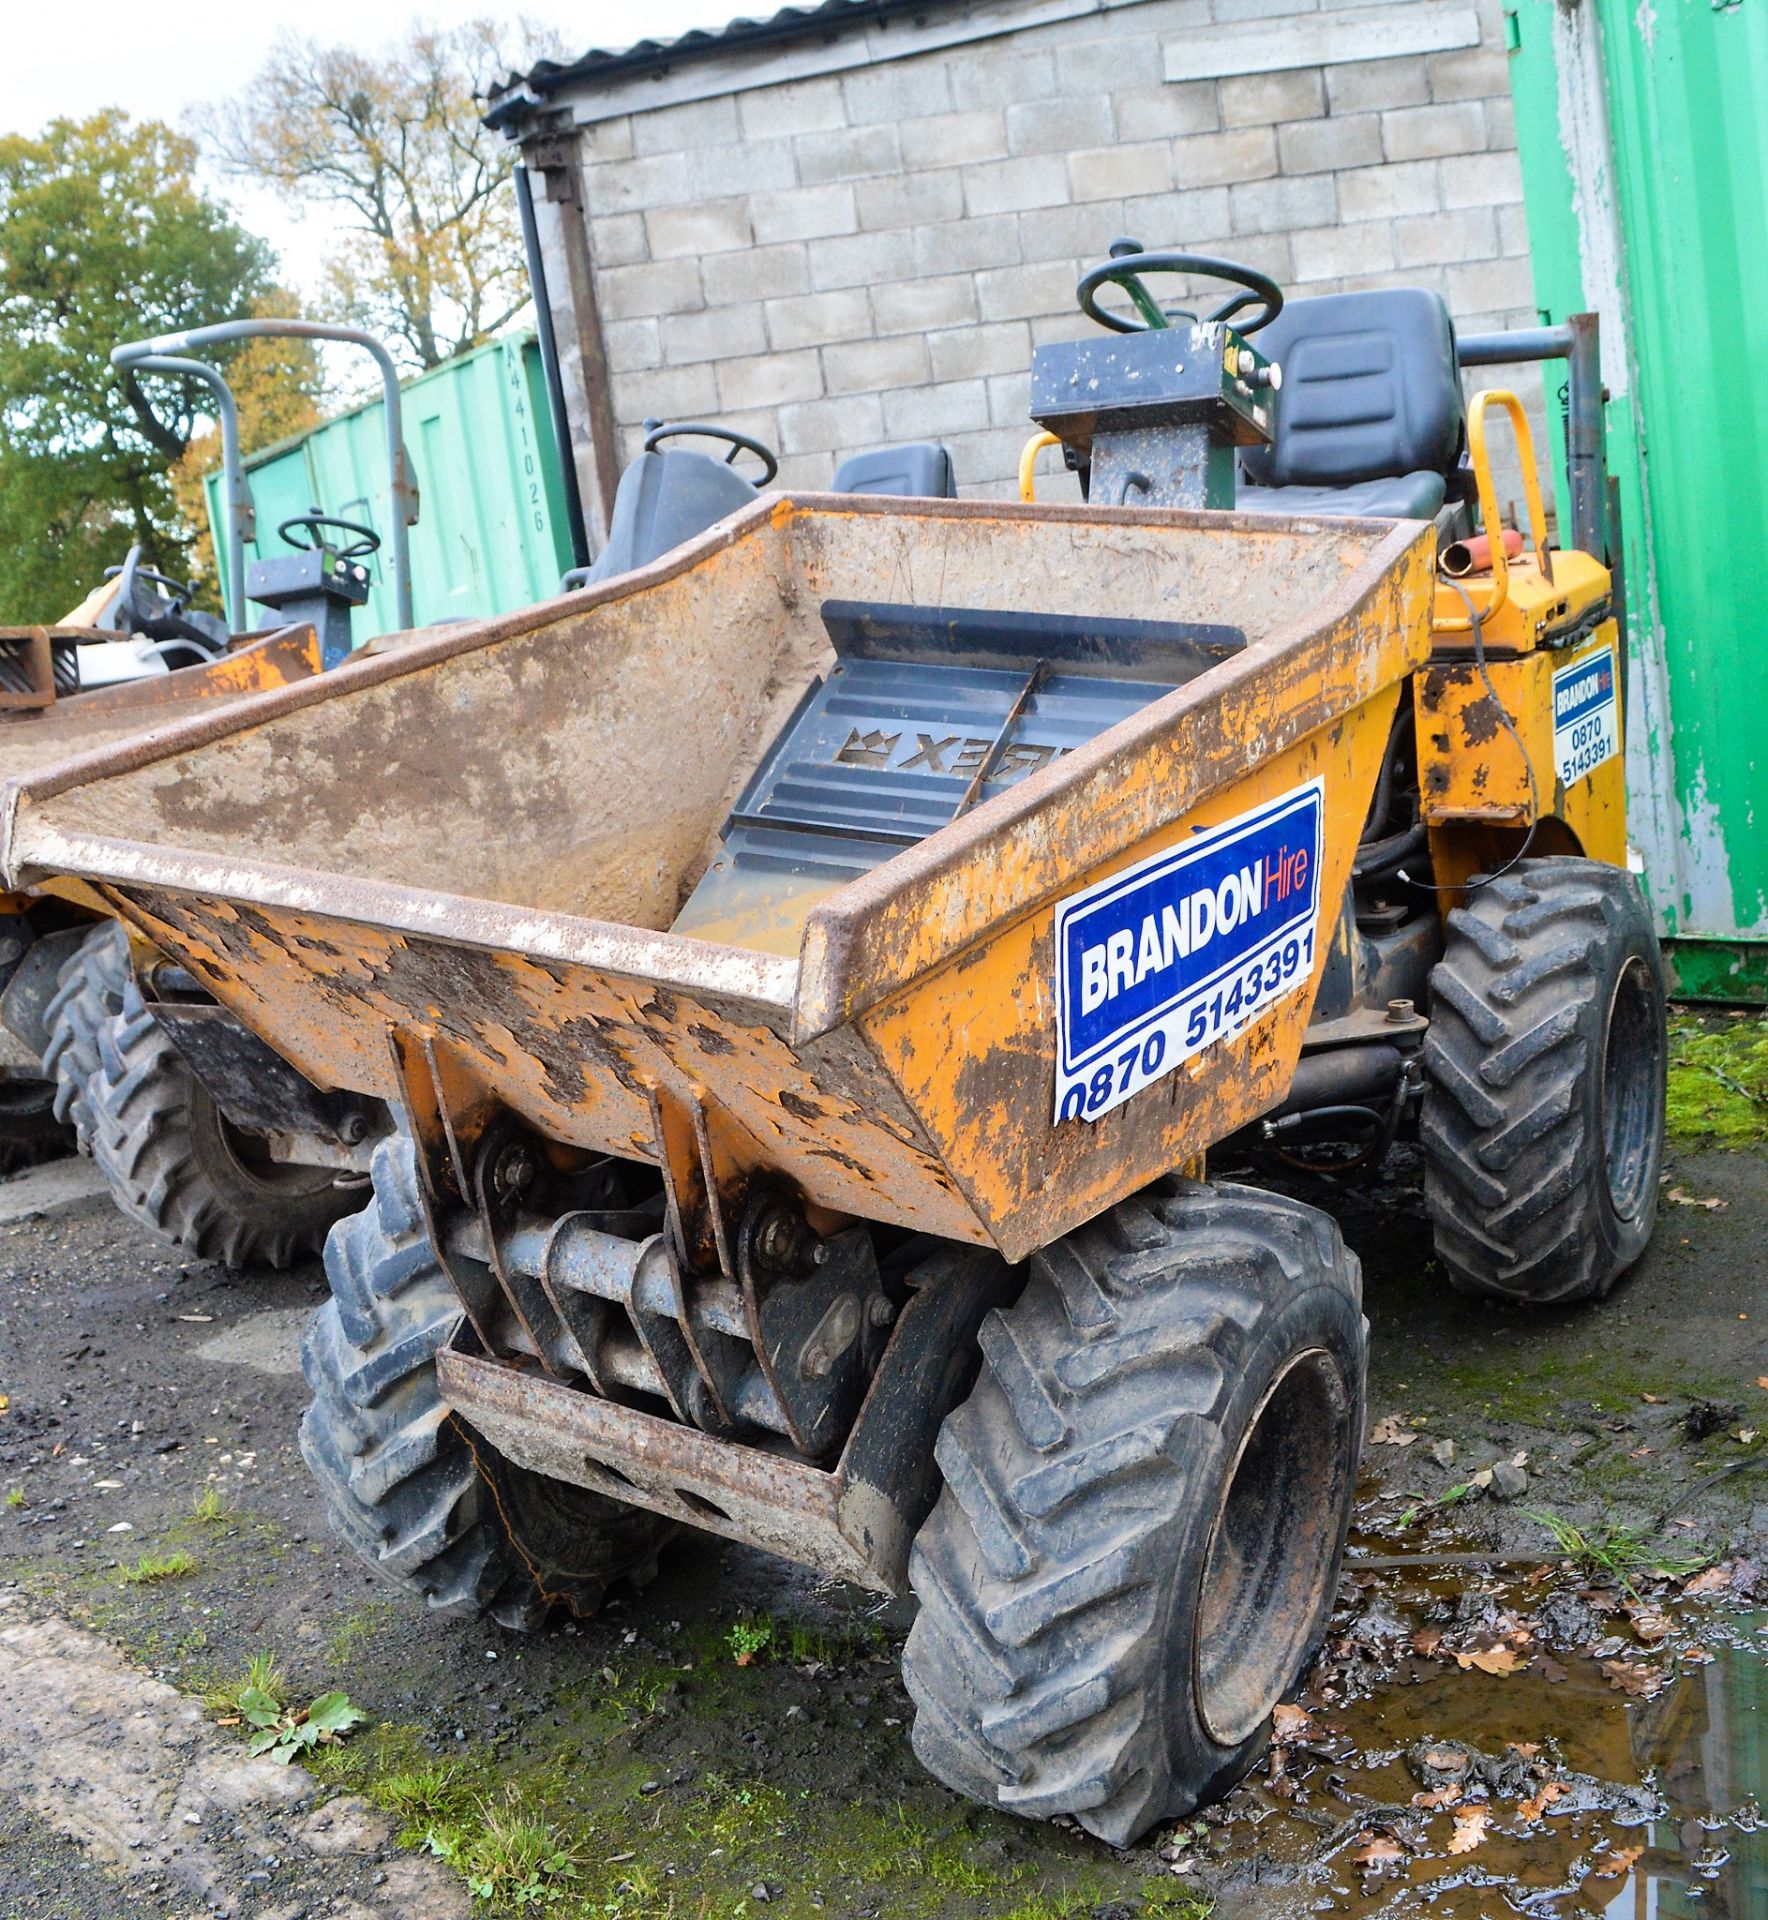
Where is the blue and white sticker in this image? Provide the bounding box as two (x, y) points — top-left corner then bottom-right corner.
(1054, 780), (1323, 1123)
(1552, 645), (1620, 789)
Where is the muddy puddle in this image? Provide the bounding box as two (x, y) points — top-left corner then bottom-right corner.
(1197, 1551), (1765, 1918)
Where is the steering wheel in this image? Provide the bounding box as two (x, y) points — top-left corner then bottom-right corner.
(278, 512), (381, 559)
(1077, 238), (1284, 336)
(643, 419), (779, 487)
(106, 547), (195, 622)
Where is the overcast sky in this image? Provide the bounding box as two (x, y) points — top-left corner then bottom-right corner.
(5, 2), (738, 294)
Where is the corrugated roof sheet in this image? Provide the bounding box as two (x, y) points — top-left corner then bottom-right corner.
(484, 0), (952, 125)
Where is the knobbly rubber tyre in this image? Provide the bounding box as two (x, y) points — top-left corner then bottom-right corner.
(903, 1181), (1365, 1846)
(84, 998), (350, 1270)
(41, 921), (132, 1151)
(302, 1134), (675, 1627)
(1421, 857), (1666, 1304)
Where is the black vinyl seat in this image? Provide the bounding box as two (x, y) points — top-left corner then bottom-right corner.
(572, 449), (760, 588)
(830, 442), (956, 498)
(566, 439), (961, 592)
(1236, 290), (1464, 521)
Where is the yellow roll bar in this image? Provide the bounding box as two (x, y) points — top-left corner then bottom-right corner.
(1019, 431), (1062, 503)
(1438, 389), (1554, 631)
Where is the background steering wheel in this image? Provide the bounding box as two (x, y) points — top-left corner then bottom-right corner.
(643, 419), (779, 487)
(277, 511), (382, 559)
(106, 547), (196, 623)
(1077, 238), (1284, 336)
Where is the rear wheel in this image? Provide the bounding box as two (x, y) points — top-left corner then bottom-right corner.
(903, 1181), (1365, 1846)
(1421, 857), (1667, 1303)
(86, 999), (351, 1269)
(302, 1134), (675, 1627)
(0, 1073), (65, 1174)
(42, 921), (130, 1150)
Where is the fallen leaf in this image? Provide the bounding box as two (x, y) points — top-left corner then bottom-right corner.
(0, 1394), (8, 1414)
(1641, 1393), (1664, 1404)
(93, 1479), (123, 1491)
(1540, 1656), (1569, 1683)
(1666, 1187), (1727, 1210)
(1518, 1782), (1567, 1822)
(1627, 1606), (1672, 1642)
(1592, 1843), (1644, 1878)
(1412, 1627), (1445, 1657)
(1457, 1644), (1525, 1675)
(1422, 1747), (1469, 1775)
(1628, 1446), (1654, 1458)
(1738, 1427), (1760, 1444)
(1351, 1833), (1405, 1874)
(1756, 1376), (1768, 1392)
(1600, 1660), (1666, 1698)
(1411, 1784), (1462, 1810)
(1271, 1703), (1315, 1744)
(1371, 1416), (1419, 1446)
(1446, 1807), (1490, 1855)
(1683, 1564), (1734, 1596)
(1506, 1741), (1541, 1759)
(176, 1314), (214, 1324)
(105, 1522), (133, 1535)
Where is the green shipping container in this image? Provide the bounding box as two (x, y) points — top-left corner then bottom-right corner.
(204, 334), (576, 642)
(1507, 0), (1768, 1002)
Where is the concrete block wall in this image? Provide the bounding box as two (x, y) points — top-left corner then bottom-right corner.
(559, 0), (1540, 507)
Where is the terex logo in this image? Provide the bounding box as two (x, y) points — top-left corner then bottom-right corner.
(1078, 839), (1311, 1015)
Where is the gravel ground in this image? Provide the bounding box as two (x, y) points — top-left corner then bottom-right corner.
(0, 1129), (1762, 1920)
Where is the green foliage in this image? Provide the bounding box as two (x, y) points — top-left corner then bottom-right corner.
(726, 1615), (775, 1666)
(119, 1550), (196, 1585)
(206, 1648), (288, 1717)
(189, 1486), (231, 1526)
(1667, 1013), (1768, 1144)
(240, 1683), (367, 1764)
(427, 1792), (581, 1908)
(0, 112), (300, 618)
(1526, 1508), (1711, 1594)
(3, 1489), (21, 1509)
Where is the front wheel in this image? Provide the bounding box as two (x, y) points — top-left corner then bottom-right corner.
(903, 1181), (1365, 1846)
(302, 1134), (676, 1627)
(1421, 857), (1667, 1303)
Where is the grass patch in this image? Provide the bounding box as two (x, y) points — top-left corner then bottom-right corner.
(426, 1790), (582, 1908)
(119, 1550), (196, 1585)
(205, 1648), (288, 1717)
(4, 1488), (21, 1509)
(1526, 1508), (1711, 1594)
(1667, 1012), (1768, 1144)
(189, 1485), (232, 1525)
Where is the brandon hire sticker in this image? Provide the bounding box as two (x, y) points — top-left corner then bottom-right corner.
(1551, 645), (1620, 789)
(1054, 779), (1323, 1123)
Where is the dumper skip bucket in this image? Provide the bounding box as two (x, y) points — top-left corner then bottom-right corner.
(1, 494), (1433, 1263)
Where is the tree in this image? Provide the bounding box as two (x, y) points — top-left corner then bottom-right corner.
(199, 18), (560, 374)
(0, 113), (302, 620)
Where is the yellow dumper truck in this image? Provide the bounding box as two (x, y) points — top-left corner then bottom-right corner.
(0, 246), (1663, 1843)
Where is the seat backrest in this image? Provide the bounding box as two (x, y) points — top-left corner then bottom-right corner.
(1240, 290), (1463, 490)
(831, 442), (956, 498)
(573, 449), (759, 588)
